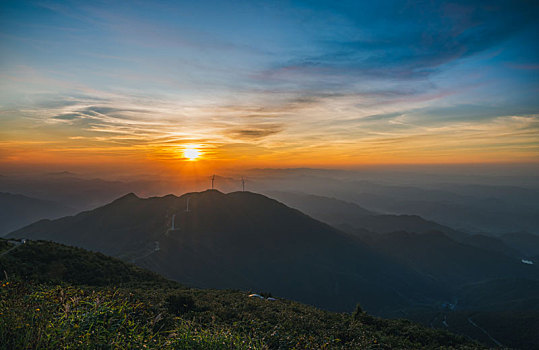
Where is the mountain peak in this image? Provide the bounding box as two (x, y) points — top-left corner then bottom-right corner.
(45, 171), (77, 177)
(200, 189), (223, 194)
(115, 192), (140, 201)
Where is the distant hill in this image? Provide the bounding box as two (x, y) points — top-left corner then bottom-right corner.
(500, 232), (539, 258)
(342, 183), (539, 235)
(9, 190), (445, 314)
(362, 231), (539, 289)
(0, 192), (74, 236)
(261, 176), (539, 236)
(266, 191), (468, 241)
(266, 191), (538, 260)
(460, 234), (522, 258)
(9, 192), (173, 257)
(0, 238), (480, 350)
(266, 191), (377, 218)
(0, 173), (163, 211)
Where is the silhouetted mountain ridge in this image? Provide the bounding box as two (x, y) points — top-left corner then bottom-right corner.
(10, 190), (445, 314)
(266, 191), (468, 241)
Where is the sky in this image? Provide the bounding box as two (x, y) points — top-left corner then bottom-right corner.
(0, 0), (538, 175)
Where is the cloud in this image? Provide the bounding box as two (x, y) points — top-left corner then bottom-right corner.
(260, 0), (538, 84)
(229, 124), (284, 140)
(52, 113), (82, 121)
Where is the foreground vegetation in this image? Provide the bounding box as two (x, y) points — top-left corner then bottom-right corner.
(0, 239), (482, 349)
(1, 282), (262, 349)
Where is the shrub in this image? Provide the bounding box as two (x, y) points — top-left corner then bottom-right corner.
(166, 293), (195, 315)
(353, 303), (364, 320)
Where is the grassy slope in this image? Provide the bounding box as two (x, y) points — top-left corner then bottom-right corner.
(0, 238), (167, 286)
(0, 239), (481, 349)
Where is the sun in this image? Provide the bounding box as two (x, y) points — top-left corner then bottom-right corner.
(183, 147), (201, 161)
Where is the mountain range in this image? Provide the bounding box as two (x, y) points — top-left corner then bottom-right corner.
(0, 192), (74, 236)
(265, 191), (468, 241)
(10, 190), (445, 314)
(9, 190), (538, 316)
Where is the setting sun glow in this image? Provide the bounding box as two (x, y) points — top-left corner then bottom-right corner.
(183, 147), (201, 161)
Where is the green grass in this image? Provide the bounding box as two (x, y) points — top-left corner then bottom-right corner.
(0, 282), (261, 350)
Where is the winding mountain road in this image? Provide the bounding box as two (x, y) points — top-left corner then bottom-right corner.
(467, 317), (503, 347)
(0, 240), (24, 257)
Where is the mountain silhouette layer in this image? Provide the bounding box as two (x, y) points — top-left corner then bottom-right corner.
(10, 190), (446, 313)
(0, 192), (74, 235)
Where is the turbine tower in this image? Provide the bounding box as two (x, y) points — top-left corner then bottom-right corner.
(211, 174), (215, 189)
(171, 214), (176, 230)
(185, 197), (191, 212)
(241, 176), (246, 192)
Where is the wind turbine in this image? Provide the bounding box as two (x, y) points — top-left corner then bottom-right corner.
(210, 174), (215, 189)
(241, 176), (246, 192)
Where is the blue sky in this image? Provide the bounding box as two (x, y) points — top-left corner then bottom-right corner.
(0, 0), (538, 169)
